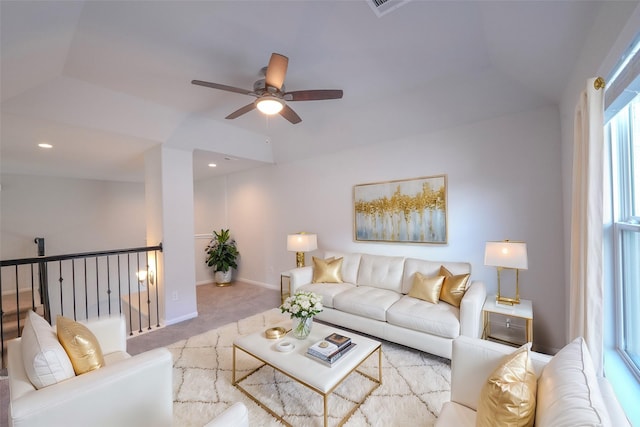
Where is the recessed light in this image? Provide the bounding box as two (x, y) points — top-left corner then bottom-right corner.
(208, 163), (217, 168)
(38, 143), (53, 149)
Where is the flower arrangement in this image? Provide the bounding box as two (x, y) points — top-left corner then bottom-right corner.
(280, 291), (323, 319)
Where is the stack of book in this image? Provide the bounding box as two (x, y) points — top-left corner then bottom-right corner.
(306, 332), (356, 367)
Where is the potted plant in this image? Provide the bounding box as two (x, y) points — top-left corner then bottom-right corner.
(205, 229), (239, 286)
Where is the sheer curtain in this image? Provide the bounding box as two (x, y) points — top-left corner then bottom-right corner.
(569, 77), (605, 376)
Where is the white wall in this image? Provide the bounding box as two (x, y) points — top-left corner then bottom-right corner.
(0, 174), (145, 258)
(195, 105), (565, 353)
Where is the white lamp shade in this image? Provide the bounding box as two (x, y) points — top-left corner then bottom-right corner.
(287, 233), (318, 252)
(484, 241), (528, 269)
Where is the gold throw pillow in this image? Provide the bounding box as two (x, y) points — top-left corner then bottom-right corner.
(312, 256), (344, 283)
(438, 266), (470, 307)
(476, 343), (537, 427)
(56, 316), (105, 375)
(408, 272), (445, 304)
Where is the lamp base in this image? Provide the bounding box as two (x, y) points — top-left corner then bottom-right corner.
(496, 267), (521, 305)
(496, 295), (520, 306)
(295, 252), (306, 268)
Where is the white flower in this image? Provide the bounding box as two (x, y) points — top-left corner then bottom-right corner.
(279, 291), (324, 319)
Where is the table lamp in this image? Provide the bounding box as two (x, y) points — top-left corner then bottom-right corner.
(287, 232), (318, 268)
(484, 240), (528, 305)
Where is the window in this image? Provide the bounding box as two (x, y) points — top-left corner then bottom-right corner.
(607, 87), (640, 379)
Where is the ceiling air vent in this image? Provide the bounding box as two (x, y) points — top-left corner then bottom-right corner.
(367, 0), (410, 17)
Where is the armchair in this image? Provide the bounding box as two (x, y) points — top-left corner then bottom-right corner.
(7, 314), (173, 427)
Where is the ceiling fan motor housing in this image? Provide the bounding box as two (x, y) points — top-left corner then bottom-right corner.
(254, 78), (284, 95)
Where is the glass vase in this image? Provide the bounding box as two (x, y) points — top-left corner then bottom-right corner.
(291, 316), (313, 339)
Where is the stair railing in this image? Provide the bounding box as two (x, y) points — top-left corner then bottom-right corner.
(1, 244), (163, 368)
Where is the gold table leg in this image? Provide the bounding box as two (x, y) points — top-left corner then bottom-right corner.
(232, 344), (382, 427)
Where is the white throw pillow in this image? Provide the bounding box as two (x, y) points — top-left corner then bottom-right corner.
(535, 337), (611, 427)
(21, 310), (75, 389)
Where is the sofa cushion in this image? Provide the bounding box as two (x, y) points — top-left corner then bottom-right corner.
(386, 295), (460, 338)
(325, 251), (362, 284)
(408, 272), (445, 304)
(476, 343), (537, 427)
(56, 315), (105, 375)
(312, 256), (344, 283)
(535, 337), (611, 427)
(439, 266), (470, 307)
(402, 258), (471, 294)
(298, 282), (355, 308)
(356, 254), (405, 292)
(333, 285), (401, 321)
(21, 310), (75, 389)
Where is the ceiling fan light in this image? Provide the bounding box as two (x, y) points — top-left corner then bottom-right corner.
(256, 96), (284, 115)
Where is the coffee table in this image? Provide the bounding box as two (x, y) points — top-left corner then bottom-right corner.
(233, 321), (382, 427)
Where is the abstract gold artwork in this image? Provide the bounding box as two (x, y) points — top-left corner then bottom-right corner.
(354, 175), (447, 243)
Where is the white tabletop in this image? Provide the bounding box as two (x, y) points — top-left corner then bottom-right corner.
(234, 320), (381, 394)
(483, 295), (533, 319)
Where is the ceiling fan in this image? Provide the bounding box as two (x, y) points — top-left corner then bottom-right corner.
(192, 53), (343, 124)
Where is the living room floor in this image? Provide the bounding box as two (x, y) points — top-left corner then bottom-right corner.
(127, 281), (281, 354)
(0, 281), (281, 427)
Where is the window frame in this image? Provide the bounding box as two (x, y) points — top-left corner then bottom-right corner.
(608, 93), (640, 382)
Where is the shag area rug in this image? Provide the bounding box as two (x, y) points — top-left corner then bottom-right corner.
(168, 309), (451, 427)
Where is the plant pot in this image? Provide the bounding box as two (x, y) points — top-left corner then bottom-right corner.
(214, 270), (232, 287)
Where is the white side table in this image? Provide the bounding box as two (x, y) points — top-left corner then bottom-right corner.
(280, 271), (291, 304)
(482, 296), (533, 346)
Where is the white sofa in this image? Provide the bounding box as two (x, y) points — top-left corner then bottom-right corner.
(7, 314), (173, 427)
(436, 336), (630, 427)
(290, 251), (486, 359)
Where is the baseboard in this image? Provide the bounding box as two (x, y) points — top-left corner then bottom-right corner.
(164, 310), (198, 326)
(238, 277), (279, 291)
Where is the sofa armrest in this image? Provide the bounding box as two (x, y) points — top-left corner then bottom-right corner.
(289, 266), (313, 294)
(459, 281), (486, 338)
(450, 336), (551, 411)
(81, 315), (127, 354)
(9, 347), (173, 427)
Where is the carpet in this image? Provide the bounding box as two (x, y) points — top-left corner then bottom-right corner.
(168, 309), (451, 427)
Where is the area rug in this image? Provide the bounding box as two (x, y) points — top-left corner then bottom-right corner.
(168, 309), (451, 427)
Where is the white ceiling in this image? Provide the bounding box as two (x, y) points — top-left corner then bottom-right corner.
(0, 1), (634, 182)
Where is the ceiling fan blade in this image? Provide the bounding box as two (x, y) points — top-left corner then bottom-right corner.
(279, 104), (302, 124)
(283, 89), (343, 101)
(225, 103), (256, 119)
(192, 80), (254, 96)
(265, 53), (288, 90)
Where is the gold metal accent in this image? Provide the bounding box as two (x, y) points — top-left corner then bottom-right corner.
(232, 343), (382, 427)
(280, 273), (291, 304)
(265, 326), (287, 339)
(295, 251), (305, 268)
(594, 77), (605, 90)
(496, 266), (520, 305)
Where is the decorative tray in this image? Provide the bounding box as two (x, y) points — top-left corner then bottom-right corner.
(265, 326), (287, 339)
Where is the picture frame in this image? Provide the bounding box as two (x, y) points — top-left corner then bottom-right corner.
(353, 175), (447, 244)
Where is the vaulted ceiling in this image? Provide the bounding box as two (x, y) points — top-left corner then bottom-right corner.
(1, 1), (635, 182)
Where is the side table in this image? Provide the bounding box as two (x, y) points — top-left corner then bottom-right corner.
(280, 271), (291, 304)
(482, 296), (533, 347)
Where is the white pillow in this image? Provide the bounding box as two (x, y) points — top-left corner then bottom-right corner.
(21, 310), (75, 389)
(536, 337), (611, 427)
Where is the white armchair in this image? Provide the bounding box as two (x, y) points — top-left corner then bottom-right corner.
(7, 314), (173, 427)
(436, 336), (630, 427)
(204, 402), (249, 427)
